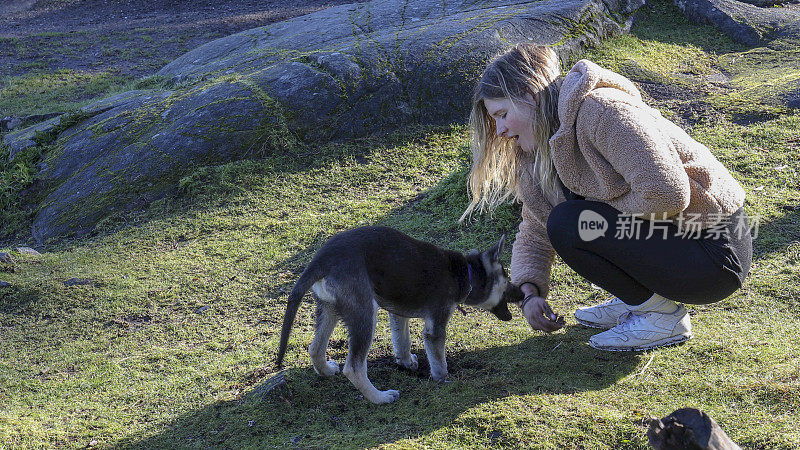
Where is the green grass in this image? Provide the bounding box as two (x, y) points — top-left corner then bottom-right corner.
(0, 69), (131, 117)
(0, 69), (169, 119)
(1, 0), (800, 448)
(0, 29), (183, 114)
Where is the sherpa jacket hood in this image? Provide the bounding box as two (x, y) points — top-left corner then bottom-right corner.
(509, 59), (746, 297)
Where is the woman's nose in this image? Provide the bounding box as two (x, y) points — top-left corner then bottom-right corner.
(496, 121), (507, 137)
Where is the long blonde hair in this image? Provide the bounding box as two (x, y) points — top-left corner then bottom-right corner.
(460, 44), (562, 221)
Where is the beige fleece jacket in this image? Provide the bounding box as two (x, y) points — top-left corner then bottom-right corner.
(509, 59), (746, 298)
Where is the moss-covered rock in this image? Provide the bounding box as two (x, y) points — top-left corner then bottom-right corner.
(670, 0), (800, 119)
(11, 0), (650, 243)
(157, 0), (646, 138)
(673, 0), (800, 46)
(30, 82), (284, 242)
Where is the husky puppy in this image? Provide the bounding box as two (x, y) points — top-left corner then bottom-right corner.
(275, 226), (522, 404)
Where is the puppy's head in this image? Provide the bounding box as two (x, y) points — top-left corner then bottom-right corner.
(464, 234), (519, 321)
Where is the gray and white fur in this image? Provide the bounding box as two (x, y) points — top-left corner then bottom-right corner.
(275, 226), (522, 404)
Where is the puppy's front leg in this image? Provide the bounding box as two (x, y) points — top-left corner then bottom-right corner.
(423, 312), (450, 381)
(389, 314), (418, 371)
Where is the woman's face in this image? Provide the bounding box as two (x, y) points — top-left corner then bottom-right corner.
(483, 95), (536, 152)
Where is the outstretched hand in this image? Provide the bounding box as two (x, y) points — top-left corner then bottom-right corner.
(521, 296), (565, 332)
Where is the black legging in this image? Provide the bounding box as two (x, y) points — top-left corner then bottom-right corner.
(546, 200), (752, 305)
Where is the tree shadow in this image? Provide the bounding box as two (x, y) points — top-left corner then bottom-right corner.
(115, 325), (640, 448)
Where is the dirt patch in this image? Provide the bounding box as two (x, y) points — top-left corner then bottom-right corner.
(635, 80), (726, 128)
(0, 0), (367, 79)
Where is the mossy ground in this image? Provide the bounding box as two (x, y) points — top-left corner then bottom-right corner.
(1, 0), (799, 448)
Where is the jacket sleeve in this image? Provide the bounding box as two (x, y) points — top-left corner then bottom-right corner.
(579, 96), (691, 219)
(510, 200), (556, 299)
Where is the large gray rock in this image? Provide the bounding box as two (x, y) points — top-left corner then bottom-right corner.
(6, 0), (647, 243)
(738, 0), (798, 6)
(157, 0), (645, 139)
(2, 90), (167, 162)
(673, 0), (800, 46)
(3, 115), (62, 161)
(31, 84), (270, 242)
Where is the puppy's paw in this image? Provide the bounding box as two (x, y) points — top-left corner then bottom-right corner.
(430, 370), (449, 382)
(396, 354), (418, 371)
(371, 389), (401, 404)
(314, 360), (340, 377)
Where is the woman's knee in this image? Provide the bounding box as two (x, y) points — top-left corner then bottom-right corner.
(669, 270), (742, 305)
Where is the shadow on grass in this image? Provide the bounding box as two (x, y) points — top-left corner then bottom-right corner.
(629, 0), (747, 55)
(3, 121), (792, 447)
(115, 326), (640, 448)
(750, 207), (800, 260)
(0, 284), (47, 316)
(105, 158), (640, 447)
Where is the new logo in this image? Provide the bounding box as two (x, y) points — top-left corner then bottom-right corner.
(578, 210), (608, 242)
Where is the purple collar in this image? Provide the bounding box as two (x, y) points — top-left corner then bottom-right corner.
(465, 263), (474, 297)
(455, 262), (475, 314)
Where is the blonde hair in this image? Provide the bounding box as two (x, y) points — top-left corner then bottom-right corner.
(460, 44), (562, 221)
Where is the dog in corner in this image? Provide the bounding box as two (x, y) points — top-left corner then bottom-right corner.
(275, 226), (522, 404)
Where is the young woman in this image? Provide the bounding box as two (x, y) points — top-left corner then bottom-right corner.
(462, 44), (752, 351)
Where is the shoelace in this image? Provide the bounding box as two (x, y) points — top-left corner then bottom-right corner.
(615, 312), (651, 331)
(600, 296), (619, 307)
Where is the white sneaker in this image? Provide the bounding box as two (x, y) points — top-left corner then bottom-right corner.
(588, 306), (693, 352)
(574, 296), (630, 329)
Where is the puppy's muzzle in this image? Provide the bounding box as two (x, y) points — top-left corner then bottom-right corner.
(490, 283), (524, 321)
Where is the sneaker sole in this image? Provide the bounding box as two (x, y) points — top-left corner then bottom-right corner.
(589, 333), (693, 352)
(574, 316), (615, 330)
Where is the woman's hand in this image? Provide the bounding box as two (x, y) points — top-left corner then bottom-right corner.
(521, 296), (565, 332)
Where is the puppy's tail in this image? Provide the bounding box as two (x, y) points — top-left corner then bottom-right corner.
(276, 264), (324, 368)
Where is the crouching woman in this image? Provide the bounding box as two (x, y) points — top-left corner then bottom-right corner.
(462, 44), (752, 351)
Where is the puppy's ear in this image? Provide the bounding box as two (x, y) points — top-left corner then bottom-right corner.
(488, 234), (506, 261)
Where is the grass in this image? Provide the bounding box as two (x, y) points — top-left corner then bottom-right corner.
(0, 69), (131, 117)
(1, 0), (800, 448)
(0, 28), (209, 108)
